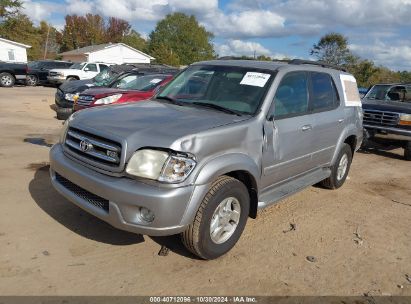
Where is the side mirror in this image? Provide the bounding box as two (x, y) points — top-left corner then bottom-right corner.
(84, 67), (90, 71)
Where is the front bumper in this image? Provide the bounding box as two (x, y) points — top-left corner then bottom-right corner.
(364, 124), (411, 142)
(48, 76), (65, 84)
(49, 144), (209, 236)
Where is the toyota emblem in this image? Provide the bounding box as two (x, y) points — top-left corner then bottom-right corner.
(79, 140), (93, 152)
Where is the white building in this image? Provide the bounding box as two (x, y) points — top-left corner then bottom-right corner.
(60, 43), (155, 64)
(0, 38), (31, 62)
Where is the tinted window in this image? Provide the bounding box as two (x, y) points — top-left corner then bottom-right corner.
(99, 64), (109, 72)
(272, 71), (308, 119)
(85, 64), (97, 72)
(309, 72), (339, 112)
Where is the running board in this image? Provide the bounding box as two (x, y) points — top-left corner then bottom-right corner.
(258, 168), (331, 209)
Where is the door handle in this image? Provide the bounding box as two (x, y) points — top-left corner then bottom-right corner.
(338, 118), (344, 123)
(301, 125), (312, 131)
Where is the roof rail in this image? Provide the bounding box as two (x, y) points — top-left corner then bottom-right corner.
(289, 59), (347, 72)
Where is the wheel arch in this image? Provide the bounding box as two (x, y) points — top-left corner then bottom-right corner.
(193, 153), (260, 219)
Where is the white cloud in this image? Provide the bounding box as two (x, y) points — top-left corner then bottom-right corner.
(206, 10), (285, 38)
(65, 0), (94, 15)
(168, 0), (218, 13)
(21, 0), (60, 23)
(216, 39), (289, 59)
(350, 41), (411, 71)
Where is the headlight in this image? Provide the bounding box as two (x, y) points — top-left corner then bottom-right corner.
(399, 114), (411, 126)
(126, 149), (196, 183)
(64, 93), (78, 101)
(94, 94), (122, 105)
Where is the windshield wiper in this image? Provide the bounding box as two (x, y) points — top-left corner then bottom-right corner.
(192, 102), (243, 116)
(156, 96), (185, 106)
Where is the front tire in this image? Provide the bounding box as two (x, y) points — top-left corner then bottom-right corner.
(0, 72), (15, 87)
(404, 142), (411, 161)
(321, 143), (353, 189)
(181, 176), (249, 260)
(26, 75), (38, 86)
(66, 76), (77, 81)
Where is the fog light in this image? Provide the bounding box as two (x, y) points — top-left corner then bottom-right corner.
(140, 207), (155, 223)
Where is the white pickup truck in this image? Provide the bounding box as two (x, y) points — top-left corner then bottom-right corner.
(48, 62), (111, 84)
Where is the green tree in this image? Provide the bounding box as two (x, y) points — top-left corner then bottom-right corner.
(0, 13), (42, 59)
(121, 29), (146, 52)
(347, 58), (379, 88)
(0, 0), (21, 18)
(310, 32), (351, 66)
(148, 13), (215, 66)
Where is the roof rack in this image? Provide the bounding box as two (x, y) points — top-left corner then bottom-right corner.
(288, 59), (347, 72)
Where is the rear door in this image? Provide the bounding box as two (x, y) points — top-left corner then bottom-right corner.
(308, 72), (344, 167)
(262, 71), (316, 186)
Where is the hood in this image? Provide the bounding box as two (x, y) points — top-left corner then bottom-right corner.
(60, 79), (94, 93)
(362, 99), (411, 114)
(70, 100), (249, 156)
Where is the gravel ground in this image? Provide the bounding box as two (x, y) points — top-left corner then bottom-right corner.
(0, 86), (410, 296)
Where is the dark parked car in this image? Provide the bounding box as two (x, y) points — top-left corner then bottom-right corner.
(26, 60), (73, 86)
(0, 62), (27, 87)
(362, 83), (411, 160)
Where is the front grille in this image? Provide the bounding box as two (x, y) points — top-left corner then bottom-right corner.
(55, 173), (109, 212)
(77, 95), (94, 106)
(363, 110), (399, 127)
(65, 127), (122, 167)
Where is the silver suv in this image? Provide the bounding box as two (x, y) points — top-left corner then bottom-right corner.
(50, 59), (363, 259)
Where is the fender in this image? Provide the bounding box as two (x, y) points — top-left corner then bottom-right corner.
(331, 124), (359, 165)
(179, 153), (260, 226)
(194, 153), (260, 187)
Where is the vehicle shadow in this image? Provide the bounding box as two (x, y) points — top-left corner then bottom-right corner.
(150, 235), (201, 260)
(28, 164), (144, 246)
(358, 142), (404, 161)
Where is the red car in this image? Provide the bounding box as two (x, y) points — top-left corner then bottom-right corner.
(74, 73), (174, 111)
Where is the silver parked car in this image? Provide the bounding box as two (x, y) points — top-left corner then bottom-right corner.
(50, 59), (363, 259)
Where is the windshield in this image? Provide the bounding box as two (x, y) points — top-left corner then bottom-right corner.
(93, 69), (119, 87)
(365, 84), (411, 102)
(111, 74), (167, 91)
(70, 63), (85, 70)
(157, 65), (274, 115)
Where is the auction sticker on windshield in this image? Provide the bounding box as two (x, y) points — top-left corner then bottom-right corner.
(240, 72), (271, 87)
(340, 74), (361, 107)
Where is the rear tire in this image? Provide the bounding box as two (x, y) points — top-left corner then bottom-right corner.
(181, 176), (249, 260)
(321, 143), (352, 189)
(26, 75), (38, 86)
(0, 72), (15, 87)
(404, 142), (411, 161)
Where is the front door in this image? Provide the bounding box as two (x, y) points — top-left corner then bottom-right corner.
(262, 71), (315, 188)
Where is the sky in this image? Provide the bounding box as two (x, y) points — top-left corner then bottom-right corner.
(19, 0), (411, 71)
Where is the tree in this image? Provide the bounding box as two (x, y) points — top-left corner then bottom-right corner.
(121, 29), (146, 52)
(148, 13), (215, 66)
(310, 32), (351, 66)
(0, 13), (42, 59)
(60, 14), (106, 51)
(347, 58), (379, 88)
(39, 21), (61, 59)
(0, 0), (21, 18)
(105, 17), (130, 42)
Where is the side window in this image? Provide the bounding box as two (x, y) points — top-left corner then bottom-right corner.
(405, 86), (411, 103)
(99, 64), (109, 72)
(309, 72), (339, 112)
(272, 71), (308, 119)
(85, 64), (97, 72)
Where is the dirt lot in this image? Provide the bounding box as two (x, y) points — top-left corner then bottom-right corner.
(0, 86), (410, 296)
